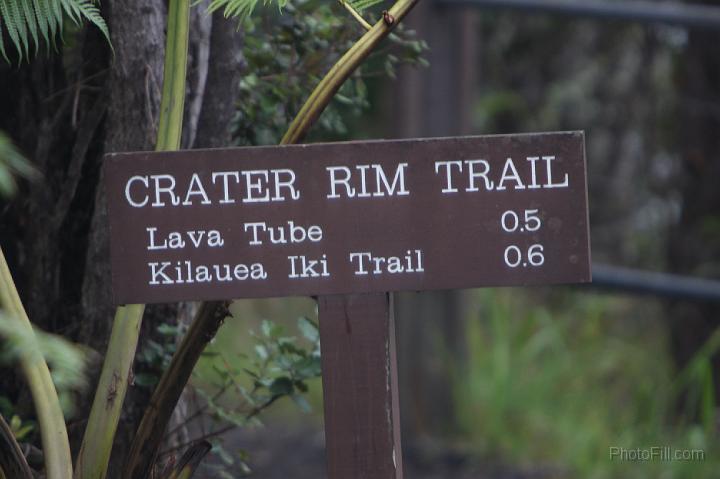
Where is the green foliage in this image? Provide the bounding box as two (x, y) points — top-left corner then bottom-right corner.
(233, 0), (366, 145)
(452, 290), (719, 479)
(203, 441), (252, 478)
(207, 0), (389, 23)
(346, 0), (386, 13)
(7, 413), (35, 441)
(199, 316), (321, 425)
(0, 131), (38, 198)
(207, 0), (290, 23)
(233, 0), (427, 145)
(0, 311), (87, 417)
(186, 315), (321, 473)
(135, 322), (183, 389)
(0, 396), (36, 441)
(0, 0), (110, 63)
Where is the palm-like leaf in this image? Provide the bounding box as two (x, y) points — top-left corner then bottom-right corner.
(208, 0), (386, 22)
(207, 0), (285, 22)
(346, 0), (385, 13)
(0, 0), (110, 62)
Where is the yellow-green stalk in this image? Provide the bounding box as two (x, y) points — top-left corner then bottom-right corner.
(74, 1), (191, 478)
(0, 248), (72, 479)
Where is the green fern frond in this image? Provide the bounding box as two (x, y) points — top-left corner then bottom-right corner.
(58, 0), (81, 23)
(0, 21), (6, 61)
(207, 0), (287, 22)
(61, 0), (111, 46)
(0, 7), (9, 62)
(48, 0), (62, 39)
(19, 0), (40, 53)
(348, 0), (385, 12)
(7, 0), (30, 59)
(2, 1), (26, 61)
(0, 0), (110, 63)
(33, 0), (51, 47)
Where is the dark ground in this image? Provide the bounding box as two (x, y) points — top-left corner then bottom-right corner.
(202, 423), (563, 479)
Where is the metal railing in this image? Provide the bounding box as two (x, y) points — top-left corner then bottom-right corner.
(430, 0), (720, 302)
(589, 264), (720, 302)
(437, 0), (720, 31)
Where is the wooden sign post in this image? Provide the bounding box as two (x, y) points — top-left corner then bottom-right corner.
(105, 132), (590, 478)
(319, 293), (403, 478)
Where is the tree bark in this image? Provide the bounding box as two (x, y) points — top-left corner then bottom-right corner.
(195, 10), (245, 149)
(0, 0), (246, 474)
(81, 0), (166, 351)
(77, 1), (170, 474)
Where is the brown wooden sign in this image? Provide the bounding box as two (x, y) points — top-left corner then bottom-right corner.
(105, 132), (590, 304)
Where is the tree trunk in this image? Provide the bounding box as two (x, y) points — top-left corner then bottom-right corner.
(82, 2), (170, 473)
(195, 10), (245, 149)
(0, 1), (244, 475)
(81, 0), (167, 352)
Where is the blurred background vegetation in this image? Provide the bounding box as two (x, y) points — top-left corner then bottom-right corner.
(2, 0), (720, 478)
(190, 2), (720, 477)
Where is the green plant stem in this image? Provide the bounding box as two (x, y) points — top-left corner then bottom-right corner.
(0, 248), (72, 479)
(156, 0), (192, 150)
(281, 0), (419, 145)
(74, 1), (191, 478)
(74, 305), (144, 479)
(124, 0), (418, 474)
(339, 0), (372, 30)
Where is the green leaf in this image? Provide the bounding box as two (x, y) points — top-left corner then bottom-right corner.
(290, 393), (311, 413)
(0, 21), (7, 62)
(2, 0), (26, 61)
(260, 319), (273, 337)
(48, 0), (63, 39)
(294, 356), (321, 378)
(349, 0), (386, 12)
(254, 344), (268, 360)
(0, 396), (13, 417)
(68, 0), (111, 49)
(211, 441), (235, 466)
(133, 373), (159, 388)
(0, 0), (111, 63)
(206, 0), (288, 22)
(157, 323), (179, 336)
(260, 319), (284, 339)
(19, 0), (39, 55)
(0, 312), (88, 396)
(218, 470), (239, 479)
(298, 316), (319, 343)
(10, 414), (21, 431)
(13, 422), (35, 441)
(269, 376), (293, 396)
(33, 0), (52, 48)
(0, 131), (39, 198)
(58, 0), (80, 22)
(0, 170), (14, 195)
